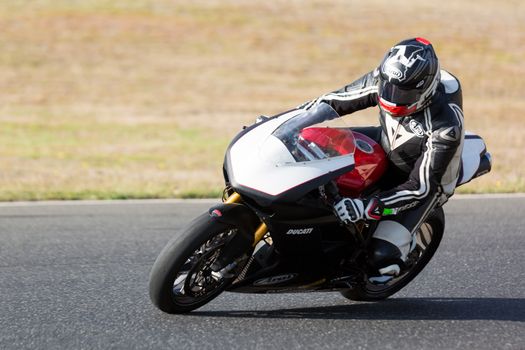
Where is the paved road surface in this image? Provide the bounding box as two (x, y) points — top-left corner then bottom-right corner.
(0, 196), (524, 349)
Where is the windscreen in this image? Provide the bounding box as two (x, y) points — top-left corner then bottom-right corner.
(270, 103), (356, 163)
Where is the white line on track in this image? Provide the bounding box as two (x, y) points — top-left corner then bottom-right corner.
(449, 193), (525, 200)
(0, 198), (220, 207)
(0, 193), (523, 207)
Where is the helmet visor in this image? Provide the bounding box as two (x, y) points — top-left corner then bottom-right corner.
(379, 80), (421, 106)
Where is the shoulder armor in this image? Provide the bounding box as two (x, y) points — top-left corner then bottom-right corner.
(440, 70), (460, 94)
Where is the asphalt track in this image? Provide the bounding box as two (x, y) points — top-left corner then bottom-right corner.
(1, 195), (524, 349)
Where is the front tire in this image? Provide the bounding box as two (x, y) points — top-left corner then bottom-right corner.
(149, 213), (251, 314)
(341, 206), (445, 301)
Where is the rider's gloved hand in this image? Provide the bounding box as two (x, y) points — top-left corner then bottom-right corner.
(334, 197), (383, 224)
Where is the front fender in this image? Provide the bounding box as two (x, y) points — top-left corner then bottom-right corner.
(208, 203), (261, 242)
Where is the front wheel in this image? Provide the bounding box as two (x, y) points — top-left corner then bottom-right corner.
(149, 213), (251, 314)
(341, 206), (445, 301)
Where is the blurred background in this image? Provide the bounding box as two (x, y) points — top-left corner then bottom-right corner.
(0, 0), (523, 200)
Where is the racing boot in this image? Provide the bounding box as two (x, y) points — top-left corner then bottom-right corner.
(367, 220), (413, 284)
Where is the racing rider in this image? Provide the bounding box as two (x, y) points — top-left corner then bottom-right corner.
(299, 38), (464, 283)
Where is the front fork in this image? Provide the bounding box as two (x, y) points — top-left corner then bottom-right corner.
(224, 192), (268, 247)
(211, 192), (268, 278)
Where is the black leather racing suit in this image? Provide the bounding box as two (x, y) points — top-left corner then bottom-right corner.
(301, 68), (464, 265)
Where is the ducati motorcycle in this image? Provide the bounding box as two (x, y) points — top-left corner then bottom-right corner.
(149, 103), (491, 314)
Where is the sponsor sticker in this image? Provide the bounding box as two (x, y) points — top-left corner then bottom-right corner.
(409, 119), (425, 137)
(253, 273), (298, 286)
(356, 139), (374, 154)
(285, 228), (314, 235)
(382, 45), (426, 82)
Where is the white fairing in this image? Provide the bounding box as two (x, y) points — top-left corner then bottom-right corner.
(228, 109), (355, 197)
(457, 132), (487, 185)
(228, 105), (487, 198)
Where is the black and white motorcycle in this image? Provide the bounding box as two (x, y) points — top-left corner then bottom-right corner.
(149, 103), (491, 314)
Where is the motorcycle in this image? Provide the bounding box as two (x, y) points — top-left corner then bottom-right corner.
(149, 103), (491, 314)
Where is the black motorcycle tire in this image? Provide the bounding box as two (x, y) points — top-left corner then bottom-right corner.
(341, 206), (445, 302)
(149, 213), (250, 314)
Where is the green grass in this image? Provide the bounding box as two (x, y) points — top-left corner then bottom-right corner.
(0, 0), (523, 200)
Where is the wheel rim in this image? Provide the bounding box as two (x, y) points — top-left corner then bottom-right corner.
(171, 229), (237, 306)
(365, 221), (435, 294)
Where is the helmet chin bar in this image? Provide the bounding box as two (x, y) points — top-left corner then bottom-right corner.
(379, 98), (417, 117)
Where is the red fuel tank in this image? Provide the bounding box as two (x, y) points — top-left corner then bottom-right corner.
(336, 131), (387, 197)
(300, 128), (388, 197)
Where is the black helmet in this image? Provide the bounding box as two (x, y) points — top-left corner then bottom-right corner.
(378, 37), (440, 117)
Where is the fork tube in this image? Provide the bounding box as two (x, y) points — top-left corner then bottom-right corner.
(252, 223), (268, 247)
(225, 192), (241, 204)
(225, 192), (267, 247)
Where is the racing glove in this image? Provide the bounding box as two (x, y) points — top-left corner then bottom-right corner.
(334, 197), (383, 224)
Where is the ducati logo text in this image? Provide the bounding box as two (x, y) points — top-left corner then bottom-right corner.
(286, 228), (314, 235)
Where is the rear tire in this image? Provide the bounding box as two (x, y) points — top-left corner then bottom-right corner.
(341, 206), (445, 301)
(149, 213), (251, 314)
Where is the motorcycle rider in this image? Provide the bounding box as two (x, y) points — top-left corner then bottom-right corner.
(299, 38), (464, 283)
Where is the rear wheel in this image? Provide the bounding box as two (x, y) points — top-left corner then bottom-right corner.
(149, 213), (252, 314)
(341, 207), (445, 301)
